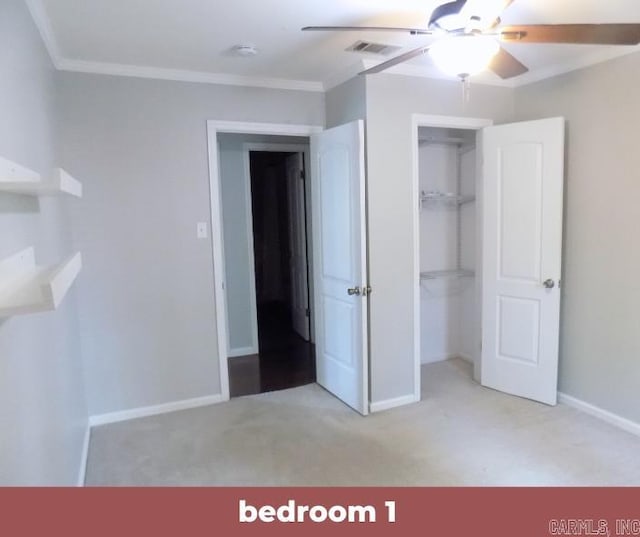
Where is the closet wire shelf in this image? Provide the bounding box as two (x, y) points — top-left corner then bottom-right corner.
(420, 269), (475, 281)
(420, 191), (475, 207)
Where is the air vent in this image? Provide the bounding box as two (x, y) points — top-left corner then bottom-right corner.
(346, 41), (401, 56)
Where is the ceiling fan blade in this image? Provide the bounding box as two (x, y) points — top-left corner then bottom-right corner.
(488, 46), (529, 79)
(499, 24), (640, 45)
(485, 0), (517, 30)
(302, 26), (432, 35)
(359, 46), (430, 75)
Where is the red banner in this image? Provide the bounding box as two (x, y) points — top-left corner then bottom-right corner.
(1, 487), (639, 536)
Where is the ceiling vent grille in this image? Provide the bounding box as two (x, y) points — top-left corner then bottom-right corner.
(346, 41), (401, 56)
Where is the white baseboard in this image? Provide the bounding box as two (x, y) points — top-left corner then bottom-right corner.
(370, 393), (420, 413)
(77, 424), (90, 487)
(227, 346), (258, 358)
(558, 392), (640, 438)
(421, 353), (454, 364)
(421, 353), (473, 365)
(89, 393), (226, 427)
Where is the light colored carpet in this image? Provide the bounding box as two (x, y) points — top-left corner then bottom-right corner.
(85, 359), (640, 486)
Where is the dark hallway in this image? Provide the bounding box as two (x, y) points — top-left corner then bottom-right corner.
(229, 151), (315, 397)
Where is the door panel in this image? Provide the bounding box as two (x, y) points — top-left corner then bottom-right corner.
(311, 120), (368, 415)
(482, 117), (564, 405)
(285, 153), (310, 341)
(499, 143), (543, 281)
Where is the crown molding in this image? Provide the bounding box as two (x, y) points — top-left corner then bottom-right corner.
(505, 45), (640, 88)
(56, 58), (325, 92)
(361, 45), (640, 89)
(25, 0), (324, 92)
(361, 58), (513, 87)
(25, 0), (640, 95)
(25, 0), (61, 68)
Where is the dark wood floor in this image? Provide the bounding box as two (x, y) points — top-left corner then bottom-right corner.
(228, 302), (316, 397)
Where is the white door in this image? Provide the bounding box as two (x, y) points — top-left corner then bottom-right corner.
(481, 117), (565, 405)
(311, 120), (369, 415)
(285, 153), (310, 341)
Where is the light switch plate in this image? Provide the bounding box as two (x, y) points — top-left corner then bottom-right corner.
(197, 222), (208, 239)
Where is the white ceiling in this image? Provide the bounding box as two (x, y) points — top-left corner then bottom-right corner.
(28, 0), (640, 91)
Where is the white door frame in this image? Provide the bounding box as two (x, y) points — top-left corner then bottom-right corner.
(207, 121), (322, 401)
(239, 142), (312, 358)
(411, 114), (493, 400)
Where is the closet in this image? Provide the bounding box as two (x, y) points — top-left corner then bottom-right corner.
(418, 127), (477, 365)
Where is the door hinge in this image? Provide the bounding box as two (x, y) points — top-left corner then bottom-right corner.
(300, 170), (306, 180)
(362, 285), (372, 297)
(305, 308), (310, 317)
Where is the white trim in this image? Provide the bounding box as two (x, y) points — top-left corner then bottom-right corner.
(227, 346), (258, 358)
(413, 114), (494, 130)
(410, 116), (422, 406)
(244, 143), (309, 153)
(361, 46), (640, 89)
(421, 353), (459, 365)
(25, 0), (61, 68)
(507, 46), (640, 88)
(25, 0), (640, 94)
(241, 144), (261, 358)
(420, 353), (475, 365)
(89, 394), (225, 427)
(207, 126), (231, 402)
(558, 393), (640, 439)
(361, 59), (513, 88)
(76, 424), (90, 487)
(207, 121), (322, 402)
(370, 393), (420, 413)
(56, 58), (324, 93)
(411, 114), (493, 405)
(26, 0), (325, 93)
(473, 130), (485, 383)
(209, 121), (322, 136)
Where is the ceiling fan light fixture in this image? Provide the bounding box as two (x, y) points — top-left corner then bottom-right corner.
(429, 35), (500, 78)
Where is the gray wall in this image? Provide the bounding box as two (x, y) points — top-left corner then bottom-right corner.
(218, 134), (308, 354)
(326, 77), (366, 127)
(57, 72), (324, 415)
(515, 52), (640, 423)
(0, 0), (87, 485)
(365, 75), (515, 404)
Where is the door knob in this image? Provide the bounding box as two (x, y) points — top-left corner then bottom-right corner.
(347, 286), (361, 296)
(543, 279), (555, 289)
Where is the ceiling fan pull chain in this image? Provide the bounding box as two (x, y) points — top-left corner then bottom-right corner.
(461, 76), (471, 104)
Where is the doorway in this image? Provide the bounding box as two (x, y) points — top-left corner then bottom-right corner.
(208, 120), (369, 415)
(417, 126), (479, 375)
(230, 149), (315, 397)
(215, 135), (315, 398)
(412, 116), (492, 396)
(412, 114), (565, 407)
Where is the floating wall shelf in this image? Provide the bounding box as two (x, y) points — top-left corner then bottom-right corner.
(0, 247), (82, 318)
(0, 156), (82, 198)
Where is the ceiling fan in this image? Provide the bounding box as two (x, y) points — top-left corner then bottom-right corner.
(302, 0), (640, 79)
